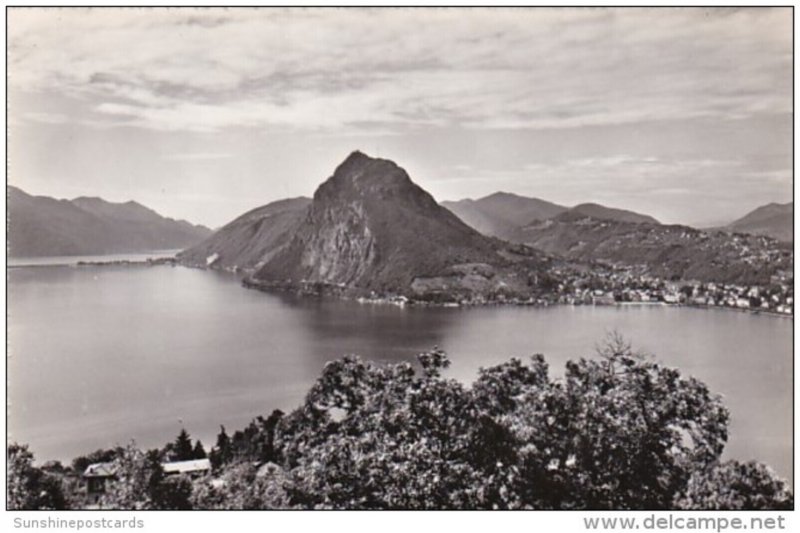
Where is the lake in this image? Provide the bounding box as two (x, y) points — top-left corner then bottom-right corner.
(7, 262), (793, 484)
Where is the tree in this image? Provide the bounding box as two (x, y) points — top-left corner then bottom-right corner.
(152, 474), (193, 510)
(168, 429), (194, 462)
(498, 333), (729, 509)
(8, 443), (67, 510)
(680, 460), (794, 510)
(101, 443), (164, 510)
(34, 335), (796, 510)
(192, 440), (207, 460)
(191, 462), (292, 510)
(266, 339), (771, 510)
(276, 351), (500, 508)
(209, 426), (231, 469)
(71, 447), (121, 475)
(228, 410), (284, 464)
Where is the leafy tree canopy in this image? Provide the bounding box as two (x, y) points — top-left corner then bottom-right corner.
(10, 335), (793, 510)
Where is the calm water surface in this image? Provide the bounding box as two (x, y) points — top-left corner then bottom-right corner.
(7, 264), (793, 484)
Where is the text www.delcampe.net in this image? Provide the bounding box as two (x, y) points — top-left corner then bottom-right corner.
(583, 514), (788, 531)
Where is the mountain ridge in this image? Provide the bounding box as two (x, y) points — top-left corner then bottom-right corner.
(442, 193), (659, 240)
(441, 192), (567, 239)
(8, 186), (211, 257)
(176, 196), (312, 271)
(561, 202), (660, 225)
(723, 202), (792, 243)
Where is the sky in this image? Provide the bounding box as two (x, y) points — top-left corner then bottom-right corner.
(7, 7), (793, 228)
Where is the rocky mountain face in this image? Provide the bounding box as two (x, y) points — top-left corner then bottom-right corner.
(8, 186), (211, 257)
(177, 197), (311, 271)
(723, 202), (792, 243)
(441, 192), (567, 240)
(242, 152), (549, 299)
(250, 152), (512, 294)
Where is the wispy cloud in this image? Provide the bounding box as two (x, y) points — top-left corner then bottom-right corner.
(22, 112), (70, 124)
(7, 7), (792, 134)
(161, 152), (234, 161)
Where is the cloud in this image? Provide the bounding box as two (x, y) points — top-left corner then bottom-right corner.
(22, 112), (70, 124)
(7, 7), (792, 133)
(161, 152), (234, 161)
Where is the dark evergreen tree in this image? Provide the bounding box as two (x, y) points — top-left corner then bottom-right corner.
(172, 429), (194, 462)
(209, 426), (231, 469)
(192, 440), (207, 460)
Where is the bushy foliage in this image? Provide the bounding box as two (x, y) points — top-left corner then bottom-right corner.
(209, 411), (283, 469)
(266, 338), (739, 509)
(100, 443), (165, 510)
(7, 443), (68, 510)
(679, 460), (793, 510)
(71, 447), (121, 475)
(190, 462), (291, 510)
(153, 474), (194, 510)
(17, 336), (793, 510)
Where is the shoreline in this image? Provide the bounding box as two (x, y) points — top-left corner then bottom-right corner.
(240, 272), (793, 318)
(10, 259), (793, 319)
(8, 256), (178, 269)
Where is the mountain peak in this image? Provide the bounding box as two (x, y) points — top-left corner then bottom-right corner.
(333, 151), (402, 179)
(442, 192), (568, 239)
(484, 191), (522, 200)
(566, 203), (660, 225)
(726, 201), (793, 242)
(316, 151), (418, 205)
(251, 152), (511, 294)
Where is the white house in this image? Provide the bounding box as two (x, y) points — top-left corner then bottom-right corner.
(161, 458), (211, 477)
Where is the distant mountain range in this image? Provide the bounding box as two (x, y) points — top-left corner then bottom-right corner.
(179, 152), (791, 295)
(446, 191), (789, 244)
(722, 202), (793, 243)
(508, 217), (790, 285)
(443, 192), (788, 284)
(441, 193), (567, 240)
(442, 193), (658, 240)
(8, 186), (211, 257)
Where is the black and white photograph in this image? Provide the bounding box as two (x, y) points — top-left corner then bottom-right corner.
(4, 4), (795, 520)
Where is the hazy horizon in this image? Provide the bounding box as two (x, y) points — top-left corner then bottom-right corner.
(8, 7), (792, 228)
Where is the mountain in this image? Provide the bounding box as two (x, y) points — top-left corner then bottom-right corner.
(508, 216), (791, 285)
(559, 203), (660, 225)
(239, 151), (549, 300)
(176, 197), (311, 271)
(8, 186), (212, 257)
(441, 192), (567, 240)
(724, 202), (792, 243)
(441, 194), (658, 240)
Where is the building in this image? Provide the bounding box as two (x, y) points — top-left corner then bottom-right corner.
(162, 458), (211, 478)
(592, 293), (616, 305)
(83, 462), (116, 505)
(663, 293), (679, 304)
